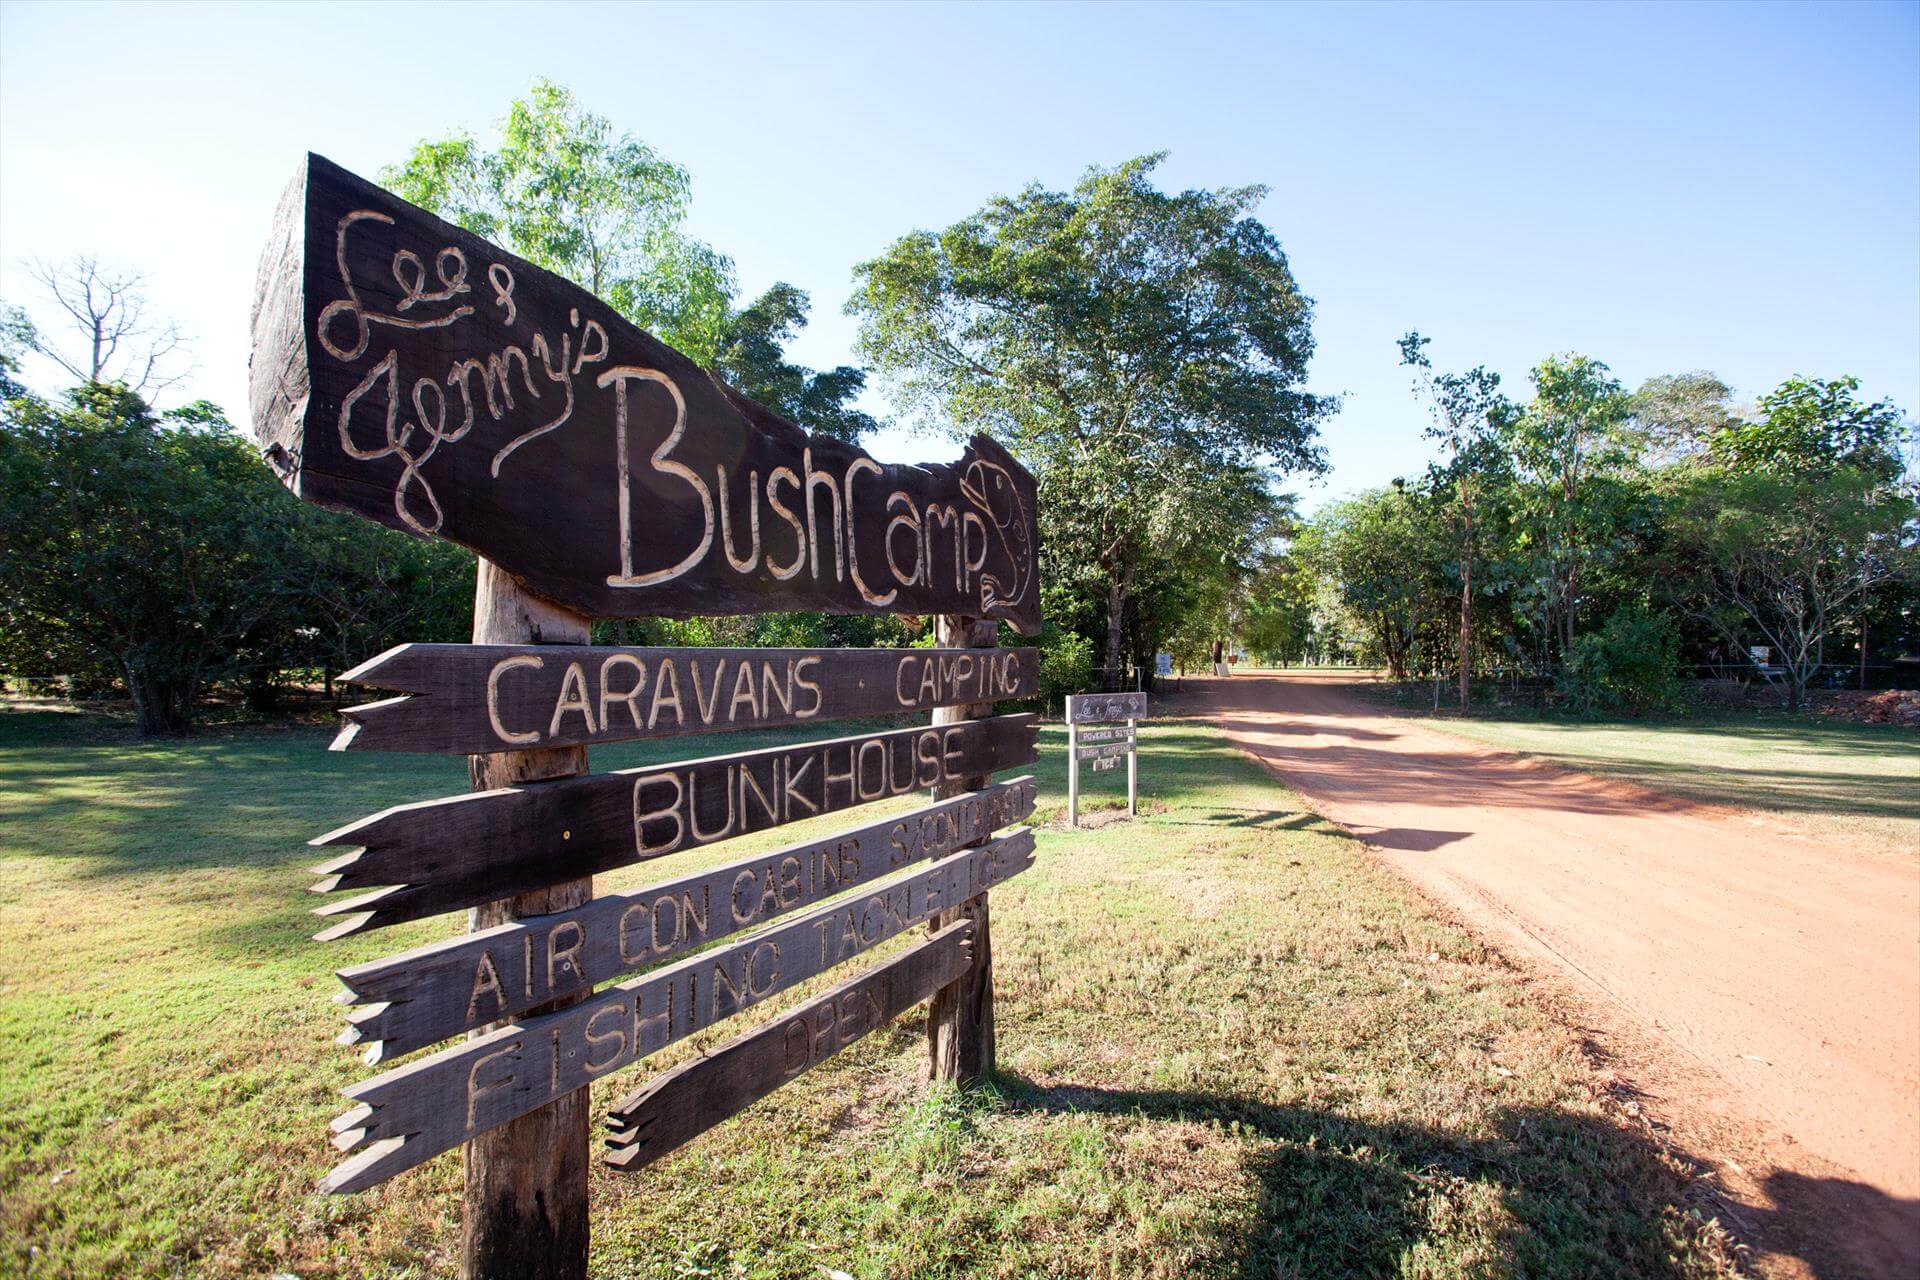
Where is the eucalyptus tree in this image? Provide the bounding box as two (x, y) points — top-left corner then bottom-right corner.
(383, 79), (735, 363)
(1506, 354), (1635, 659)
(849, 153), (1329, 679)
(1400, 332), (1513, 707)
(1628, 371), (1739, 463)
(717, 283), (877, 442)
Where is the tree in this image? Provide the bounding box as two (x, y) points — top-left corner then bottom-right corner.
(1135, 465), (1292, 684)
(1506, 354), (1633, 659)
(0, 304), (33, 402)
(1666, 464), (1914, 708)
(1709, 375), (1906, 481)
(24, 256), (187, 396)
(1628, 371), (1738, 463)
(383, 79), (735, 363)
(850, 153), (1329, 679)
(716, 283), (877, 442)
(0, 387), (301, 733)
(1692, 376), (1915, 696)
(1302, 485), (1451, 679)
(1401, 332), (1512, 707)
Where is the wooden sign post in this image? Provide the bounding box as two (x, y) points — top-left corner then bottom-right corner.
(1065, 691), (1148, 829)
(463, 562), (592, 1278)
(251, 155), (1045, 1280)
(927, 615), (999, 1085)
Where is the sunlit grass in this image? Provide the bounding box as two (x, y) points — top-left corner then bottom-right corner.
(0, 707), (1742, 1278)
(1385, 703), (1920, 859)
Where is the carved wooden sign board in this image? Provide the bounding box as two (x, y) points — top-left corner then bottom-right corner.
(248, 154), (1048, 1275)
(251, 153), (1040, 633)
(1064, 691), (1147, 826)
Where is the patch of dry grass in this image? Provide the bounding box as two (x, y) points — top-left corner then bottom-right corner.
(0, 707), (1744, 1278)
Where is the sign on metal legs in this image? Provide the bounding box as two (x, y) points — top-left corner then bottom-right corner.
(1064, 691), (1147, 828)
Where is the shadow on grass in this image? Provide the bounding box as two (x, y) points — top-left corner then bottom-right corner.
(993, 1074), (1728, 1279)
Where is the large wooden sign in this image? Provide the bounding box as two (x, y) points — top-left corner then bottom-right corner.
(326, 833), (1034, 1193)
(604, 922), (973, 1171)
(259, 154), (1051, 1277)
(250, 154), (1040, 632)
(310, 714), (1037, 938)
(335, 778), (1036, 1061)
(335, 643), (1037, 754)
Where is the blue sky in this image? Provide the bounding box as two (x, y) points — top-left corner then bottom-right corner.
(2, 0), (1915, 508)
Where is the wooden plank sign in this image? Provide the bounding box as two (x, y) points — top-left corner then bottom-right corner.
(1065, 692), (1147, 827)
(605, 922), (973, 1171)
(1065, 691), (1147, 724)
(335, 778), (1036, 1061)
(335, 644), (1038, 754)
(250, 154), (1040, 632)
(309, 714), (1038, 938)
(326, 832), (1035, 1193)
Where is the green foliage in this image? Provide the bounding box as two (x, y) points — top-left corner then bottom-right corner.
(1663, 462), (1915, 707)
(1627, 372), (1737, 463)
(1709, 375), (1908, 481)
(0, 386), (301, 733)
(382, 79), (735, 363)
(1560, 606), (1684, 715)
(1035, 625), (1095, 708)
(850, 152), (1329, 680)
(717, 283), (877, 442)
(0, 303), (34, 401)
(0, 386), (478, 733)
(1301, 486), (1452, 679)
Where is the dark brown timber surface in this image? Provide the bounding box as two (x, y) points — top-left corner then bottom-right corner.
(604, 923), (974, 1172)
(325, 833), (1034, 1193)
(310, 714), (1038, 938)
(334, 779), (1036, 1060)
(250, 155), (1040, 631)
(334, 644), (1037, 754)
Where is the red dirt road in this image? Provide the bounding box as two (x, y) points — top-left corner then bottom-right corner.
(1190, 671), (1920, 1277)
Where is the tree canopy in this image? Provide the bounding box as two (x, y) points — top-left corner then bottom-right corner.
(716, 283), (876, 442)
(849, 152), (1330, 679)
(382, 79), (736, 364)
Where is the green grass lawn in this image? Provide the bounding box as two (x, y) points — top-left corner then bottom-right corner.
(0, 705), (1743, 1279)
(1385, 701), (1920, 860)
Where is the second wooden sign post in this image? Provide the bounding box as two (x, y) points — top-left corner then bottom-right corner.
(1065, 691), (1149, 829)
(252, 156), (1048, 1280)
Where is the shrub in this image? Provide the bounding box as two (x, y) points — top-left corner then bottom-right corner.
(1560, 606), (1684, 715)
(1037, 626), (1095, 710)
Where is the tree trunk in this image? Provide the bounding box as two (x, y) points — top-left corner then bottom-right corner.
(461, 560), (592, 1280)
(127, 663), (194, 736)
(1103, 579), (1127, 690)
(926, 614), (998, 1086)
(1458, 517), (1473, 710)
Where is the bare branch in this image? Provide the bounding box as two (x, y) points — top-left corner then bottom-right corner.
(23, 254), (191, 396)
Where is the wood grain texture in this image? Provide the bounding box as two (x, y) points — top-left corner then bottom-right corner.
(249, 154), (1040, 632)
(324, 832), (1036, 1194)
(603, 922), (973, 1172)
(459, 559), (590, 1280)
(1064, 691), (1148, 723)
(334, 644), (1037, 754)
(309, 713), (1039, 938)
(927, 616), (999, 1086)
(1074, 740), (1134, 763)
(334, 779), (1036, 1061)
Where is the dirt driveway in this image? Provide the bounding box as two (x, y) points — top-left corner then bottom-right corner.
(1188, 671), (1919, 1278)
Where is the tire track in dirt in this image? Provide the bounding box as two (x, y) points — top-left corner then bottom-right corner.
(1188, 671), (1920, 1279)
